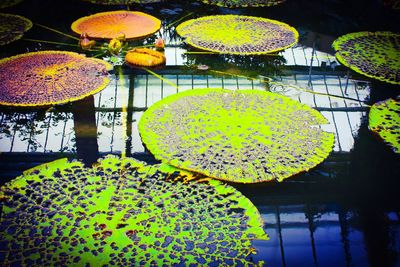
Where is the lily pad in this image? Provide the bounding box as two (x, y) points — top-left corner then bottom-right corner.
(0, 51), (112, 107)
(200, 0), (286, 8)
(0, 13), (32, 45)
(176, 15), (298, 55)
(369, 97), (400, 153)
(71, 10), (161, 40)
(332, 31), (400, 85)
(139, 89), (335, 183)
(0, 155), (267, 266)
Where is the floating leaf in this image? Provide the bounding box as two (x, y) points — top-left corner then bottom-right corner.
(0, 0), (23, 9)
(0, 155), (267, 266)
(200, 0), (286, 8)
(0, 51), (112, 107)
(139, 89), (335, 183)
(332, 31), (400, 85)
(369, 97), (400, 153)
(125, 48), (166, 67)
(176, 15), (298, 55)
(71, 10), (161, 40)
(0, 13), (32, 45)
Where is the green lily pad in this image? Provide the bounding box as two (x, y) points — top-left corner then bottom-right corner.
(139, 89), (335, 183)
(200, 0), (286, 8)
(0, 155), (267, 266)
(176, 15), (298, 55)
(369, 97), (400, 153)
(0, 13), (32, 46)
(332, 31), (400, 85)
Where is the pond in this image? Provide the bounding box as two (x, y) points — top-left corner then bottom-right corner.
(0, 0), (399, 266)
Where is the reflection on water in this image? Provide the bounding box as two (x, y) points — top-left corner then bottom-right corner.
(183, 52), (287, 78)
(0, 70), (370, 155)
(0, 0), (399, 265)
(253, 205), (400, 267)
(72, 95), (99, 166)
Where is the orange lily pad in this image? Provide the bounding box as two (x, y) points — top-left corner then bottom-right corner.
(71, 10), (161, 40)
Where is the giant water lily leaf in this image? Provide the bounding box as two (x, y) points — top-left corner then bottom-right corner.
(0, 155), (267, 266)
(139, 89), (335, 183)
(332, 31), (400, 85)
(0, 13), (32, 45)
(176, 15), (298, 55)
(71, 10), (161, 40)
(0, 51), (112, 107)
(0, 0), (23, 8)
(200, 0), (286, 7)
(369, 98), (400, 153)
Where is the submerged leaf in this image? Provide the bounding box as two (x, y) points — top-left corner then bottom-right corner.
(0, 13), (32, 45)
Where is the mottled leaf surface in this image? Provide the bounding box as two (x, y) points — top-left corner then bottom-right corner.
(176, 15), (298, 55)
(0, 51), (112, 107)
(369, 97), (400, 153)
(0, 155), (267, 266)
(333, 31), (400, 85)
(139, 89), (334, 183)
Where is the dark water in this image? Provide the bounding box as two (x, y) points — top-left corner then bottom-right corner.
(1, 0), (400, 266)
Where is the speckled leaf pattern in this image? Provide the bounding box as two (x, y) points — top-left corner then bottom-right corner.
(369, 98), (400, 153)
(332, 31), (400, 85)
(139, 89), (335, 183)
(0, 51), (112, 107)
(71, 11), (161, 40)
(176, 15), (298, 55)
(201, 0), (286, 8)
(0, 13), (32, 45)
(0, 155), (267, 266)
